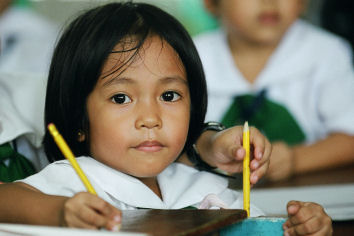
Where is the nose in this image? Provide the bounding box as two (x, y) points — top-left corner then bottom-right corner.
(135, 100), (162, 129)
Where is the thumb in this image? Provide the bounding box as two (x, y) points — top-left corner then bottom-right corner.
(287, 200), (301, 216)
(232, 146), (245, 161)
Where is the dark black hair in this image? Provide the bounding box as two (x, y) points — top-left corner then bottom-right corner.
(43, 2), (207, 162)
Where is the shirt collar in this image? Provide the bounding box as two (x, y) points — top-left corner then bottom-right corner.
(71, 157), (228, 209)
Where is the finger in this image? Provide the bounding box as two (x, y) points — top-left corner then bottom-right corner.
(254, 137), (271, 166)
(250, 163), (267, 184)
(77, 203), (109, 228)
(68, 218), (98, 229)
(287, 201), (302, 215)
(87, 195), (113, 216)
(232, 146), (245, 161)
(65, 211), (98, 229)
(218, 161), (243, 174)
(285, 215), (331, 236)
(288, 202), (316, 226)
(249, 144), (270, 183)
(85, 197), (122, 230)
(250, 172), (259, 185)
(283, 219), (291, 231)
(106, 206), (122, 231)
(85, 194), (122, 220)
(249, 127), (265, 160)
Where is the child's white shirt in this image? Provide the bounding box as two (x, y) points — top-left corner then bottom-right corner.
(19, 156), (263, 216)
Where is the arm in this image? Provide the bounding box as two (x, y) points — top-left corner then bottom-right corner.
(0, 182), (121, 230)
(267, 133), (354, 181)
(0, 182), (67, 225)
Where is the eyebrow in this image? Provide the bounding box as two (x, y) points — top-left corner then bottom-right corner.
(102, 75), (188, 88)
(102, 77), (135, 87)
(159, 76), (188, 86)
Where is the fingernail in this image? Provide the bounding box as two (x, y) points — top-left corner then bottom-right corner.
(258, 152), (262, 159)
(251, 175), (258, 183)
(284, 231), (290, 236)
(253, 162), (259, 168)
(111, 223), (121, 232)
(113, 215), (121, 223)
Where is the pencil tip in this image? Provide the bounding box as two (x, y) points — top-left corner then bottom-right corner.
(243, 121), (249, 131)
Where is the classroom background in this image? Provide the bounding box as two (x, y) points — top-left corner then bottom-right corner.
(11, 0), (341, 34)
(10, 0), (352, 57)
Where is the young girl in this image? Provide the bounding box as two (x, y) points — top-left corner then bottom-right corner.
(0, 2), (331, 235)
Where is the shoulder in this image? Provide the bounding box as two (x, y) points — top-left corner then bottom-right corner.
(290, 20), (352, 57)
(276, 20), (353, 74)
(17, 157), (92, 196)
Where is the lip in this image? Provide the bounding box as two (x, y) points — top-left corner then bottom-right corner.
(258, 12), (280, 25)
(135, 140), (164, 152)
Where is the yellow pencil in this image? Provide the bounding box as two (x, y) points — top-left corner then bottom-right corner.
(243, 121), (250, 217)
(48, 123), (97, 195)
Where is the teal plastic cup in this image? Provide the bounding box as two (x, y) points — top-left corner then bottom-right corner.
(221, 217), (287, 236)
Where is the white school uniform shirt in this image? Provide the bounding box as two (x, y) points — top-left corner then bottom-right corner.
(194, 19), (354, 144)
(0, 72), (49, 171)
(0, 6), (58, 74)
(0, 6), (58, 170)
(20, 157), (263, 216)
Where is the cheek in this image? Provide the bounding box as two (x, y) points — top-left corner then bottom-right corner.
(222, 3), (257, 32)
(88, 111), (130, 160)
(166, 105), (190, 151)
(279, 1), (303, 23)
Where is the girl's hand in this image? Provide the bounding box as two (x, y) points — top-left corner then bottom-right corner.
(266, 142), (294, 181)
(61, 192), (121, 231)
(200, 125), (271, 185)
(283, 201), (332, 236)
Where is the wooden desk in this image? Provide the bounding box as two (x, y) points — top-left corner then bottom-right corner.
(258, 164), (354, 188)
(121, 209), (246, 236)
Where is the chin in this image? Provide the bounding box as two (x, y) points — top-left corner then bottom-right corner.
(125, 166), (166, 178)
(137, 169), (165, 178)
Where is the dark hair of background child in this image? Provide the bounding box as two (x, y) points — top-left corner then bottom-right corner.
(43, 2), (207, 162)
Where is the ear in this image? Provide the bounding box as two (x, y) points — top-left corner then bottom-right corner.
(203, 0), (219, 17)
(77, 130), (86, 142)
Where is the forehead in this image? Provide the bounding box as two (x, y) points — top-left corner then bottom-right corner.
(100, 35), (186, 80)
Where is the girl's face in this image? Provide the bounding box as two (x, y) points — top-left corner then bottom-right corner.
(86, 36), (190, 179)
(213, 0), (305, 45)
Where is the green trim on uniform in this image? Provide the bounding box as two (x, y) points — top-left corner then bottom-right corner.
(0, 142), (36, 182)
(221, 94), (305, 145)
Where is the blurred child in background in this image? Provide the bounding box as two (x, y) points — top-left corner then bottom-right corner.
(193, 0), (354, 181)
(0, 0), (57, 182)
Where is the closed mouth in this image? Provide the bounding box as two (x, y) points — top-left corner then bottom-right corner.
(258, 12), (280, 25)
(135, 140), (164, 152)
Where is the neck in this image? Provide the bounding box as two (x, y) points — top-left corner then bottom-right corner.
(226, 33), (278, 83)
(139, 177), (162, 199)
(229, 38), (276, 56)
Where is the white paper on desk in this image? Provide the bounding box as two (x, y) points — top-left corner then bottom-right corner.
(0, 223), (147, 236)
(252, 184), (354, 221)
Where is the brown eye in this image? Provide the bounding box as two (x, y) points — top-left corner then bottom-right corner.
(111, 94), (131, 104)
(161, 91), (181, 102)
